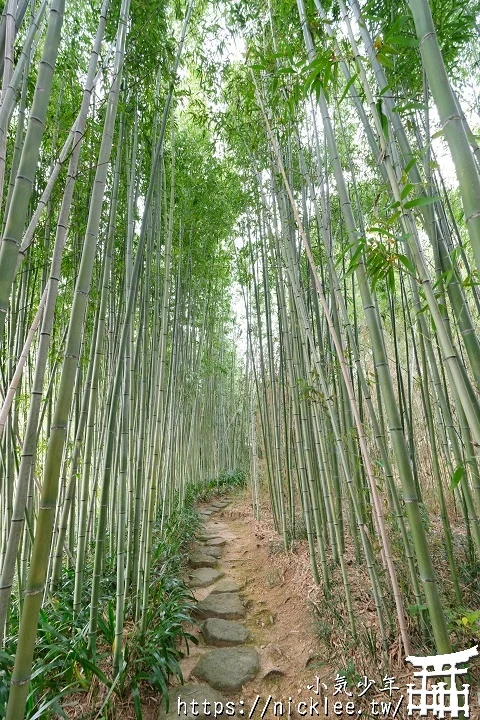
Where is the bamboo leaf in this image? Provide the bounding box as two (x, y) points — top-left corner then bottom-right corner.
(400, 183), (414, 200)
(397, 254), (415, 274)
(376, 99), (389, 139)
(387, 35), (419, 47)
(345, 239), (365, 275)
(403, 157), (419, 174)
(376, 53), (393, 69)
(403, 195), (439, 210)
(450, 465), (465, 491)
(385, 210), (402, 226)
(379, 81), (395, 97)
(407, 604), (428, 617)
(132, 680), (143, 719)
(78, 657), (111, 686)
(338, 73), (358, 104)
(387, 266), (395, 293)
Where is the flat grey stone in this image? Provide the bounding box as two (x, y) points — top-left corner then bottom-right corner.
(158, 682), (226, 720)
(196, 533), (217, 542)
(196, 592), (245, 620)
(199, 509), (213, 516)
(190, 543), (206, 553)
(201, 546), (223, 558)
(202, 618), (250, 646)
(211, 579), (242, 593)
(189, 553), (218, 569)
(189, 568), (224, 588)
(192, 648), (259, 691)
(205, 537), (226, 547)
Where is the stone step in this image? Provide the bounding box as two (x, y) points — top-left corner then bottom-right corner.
(211, 579), (242, 593)
(192, 647), (260, 692)
(189, 568), (224, 588)
(205, 537), (226, 547)
(158, 682), (226, 720)
(196, 592), (245, 620)
(189, 553), (218, 569)
(191, 542), (222, 554)
(202, 618), (250, 646)
(200, 546), (223, 558)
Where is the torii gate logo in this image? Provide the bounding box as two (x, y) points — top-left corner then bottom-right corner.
(405, 645), (478, 717)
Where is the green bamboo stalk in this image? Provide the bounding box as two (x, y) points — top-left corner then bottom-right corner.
(4, 1), (128, 712)
(407, 0), (480, 280)
(0, 0), (62, 346)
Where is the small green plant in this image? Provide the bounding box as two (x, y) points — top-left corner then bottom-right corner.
(315, 618), (333, 645)
(336, 659), (361, 691)
(185, 468), (246, 504)
(360, 626), (378, 664)
(0, 600), (109, 719)
(125, 574), (198, 715)
(97, 600), (116, 648)
(0, 470), (246, 717)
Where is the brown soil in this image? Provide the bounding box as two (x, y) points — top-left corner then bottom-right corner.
(65, 489), (480, 719)
(176, 492), (480, 720)
(178, 498), (325, 708)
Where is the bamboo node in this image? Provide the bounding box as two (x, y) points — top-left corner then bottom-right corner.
(420, 31), (436, 45)
(2, 236), (20, 247)
(23, 587), (43, 596)
(40, 59), (55, 71)
(10, 677), (31, 686)
(441, 114), (461, 129)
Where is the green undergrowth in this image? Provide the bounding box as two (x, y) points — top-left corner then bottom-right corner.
(0, 468), (246, 719)
(185, 468), (246, 504)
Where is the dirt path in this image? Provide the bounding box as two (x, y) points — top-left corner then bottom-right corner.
(157, 492), (480, 720)
(160, 494), (331, 720)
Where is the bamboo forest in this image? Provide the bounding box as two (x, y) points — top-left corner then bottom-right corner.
(1, 0), (480, 716)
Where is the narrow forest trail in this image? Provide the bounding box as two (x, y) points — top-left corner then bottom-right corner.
(157, 493), (332, 720)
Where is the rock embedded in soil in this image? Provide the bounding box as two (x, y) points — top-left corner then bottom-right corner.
(202, 618), (250, 646)
(192, 647), (260, 691)
(200, 546), (223, 558)
(196, 533), (217, 542)
(205, 537), (226, 547)
(211, 579), (242, 593)
(196, 592), (245, 620)
(158, 682), (226, 720)
(262, 667), (286, 680)
(191, 543), (222, 558)
(189, 568), (224, 588)
(189, 553), (218, 569)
